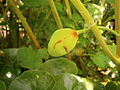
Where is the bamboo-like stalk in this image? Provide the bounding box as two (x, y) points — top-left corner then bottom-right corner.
(64, 0), (72, 18)
(48, 0), (63, 29)
(70, 0), (120, 65)
(115, 0), (120, 57)
(8, 0), (40, 49)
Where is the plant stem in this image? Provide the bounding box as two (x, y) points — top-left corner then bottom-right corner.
(115, 0), (120, 57)
(98, 26), (120, 36)
(48, 0), (63, 29)
(64, 0), (72, 18)
(8, 0), (40, 49)
(77, 26), (120, 36)
(77, 27), (91, 34)
(70, 0), (120, 65)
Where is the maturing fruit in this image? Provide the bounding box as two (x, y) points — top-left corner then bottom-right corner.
(48, 28), (78, 57)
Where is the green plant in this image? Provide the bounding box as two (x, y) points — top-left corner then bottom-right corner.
(0, 0), (120, 90)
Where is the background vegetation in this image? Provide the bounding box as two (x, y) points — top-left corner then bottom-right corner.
(0, 0), (120, 90)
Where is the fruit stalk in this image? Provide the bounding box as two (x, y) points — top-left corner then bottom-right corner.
(70, 0), (120, 65)
(8, 0), (40, 49)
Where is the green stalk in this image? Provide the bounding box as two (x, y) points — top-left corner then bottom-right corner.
(8, 0), (40, 49)
(77, 27), (91, 34)
(48, 0), (63, 29)
(115, 0), (120, 57)
(98, 26), (120, 36)
(77, 26), (120, 36)
(70, 0), (120, 65)
(64, 0), (72, 18)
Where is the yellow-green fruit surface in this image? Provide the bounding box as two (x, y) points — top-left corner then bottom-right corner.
(48, 28), (78, 57)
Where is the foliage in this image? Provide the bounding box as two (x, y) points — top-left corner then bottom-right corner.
(0, 0), (120, 90)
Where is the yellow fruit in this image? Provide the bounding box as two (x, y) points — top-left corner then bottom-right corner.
(48, 28), (78, 57)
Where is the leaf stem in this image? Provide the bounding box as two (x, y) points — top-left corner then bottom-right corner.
(70, 0), (120, 65)
(8, 0), (40, 49)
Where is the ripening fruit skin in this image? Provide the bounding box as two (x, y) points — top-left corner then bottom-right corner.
(48, 28), (78, 57)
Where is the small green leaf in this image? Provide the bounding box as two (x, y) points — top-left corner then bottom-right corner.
(43, 58), (78, 75)
(91, 45), (116, 68)
(8, 70), (55, 90)
(0, 80), (6, 90)
(17, 46), (49, 69)
(22, 0), (48, 7)
(91, 51), (110, 68)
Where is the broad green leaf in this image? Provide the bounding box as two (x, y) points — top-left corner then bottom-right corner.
(22, 0), (48, 7)
(0, 80), (6, 90)
(53, 73), (87, 90)
(17, 46), (49, 69)
(43, 58), (78, 75)
(91, 45), (116, 68)
(48, 29), (78, 57)
(8, 70), (55, 90)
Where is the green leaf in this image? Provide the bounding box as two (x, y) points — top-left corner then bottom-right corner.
(4, 48), (18, 61)
(94, 82), (105, 90)
(17, 46), (49, 69)
(74, 77), (105, 90)
(87, 3), (103, 19)
(105, 81), (120, 90)
(91, 51), (110, 68)
(0, 80), (6, 90)
(8, 70), (55, 90)
(43, 58), (78, 75)
(106, 0), (115, 4)
(91, 45), (116, 68)
(22, 0), (48, 7)
(53, 73), (87, 90)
